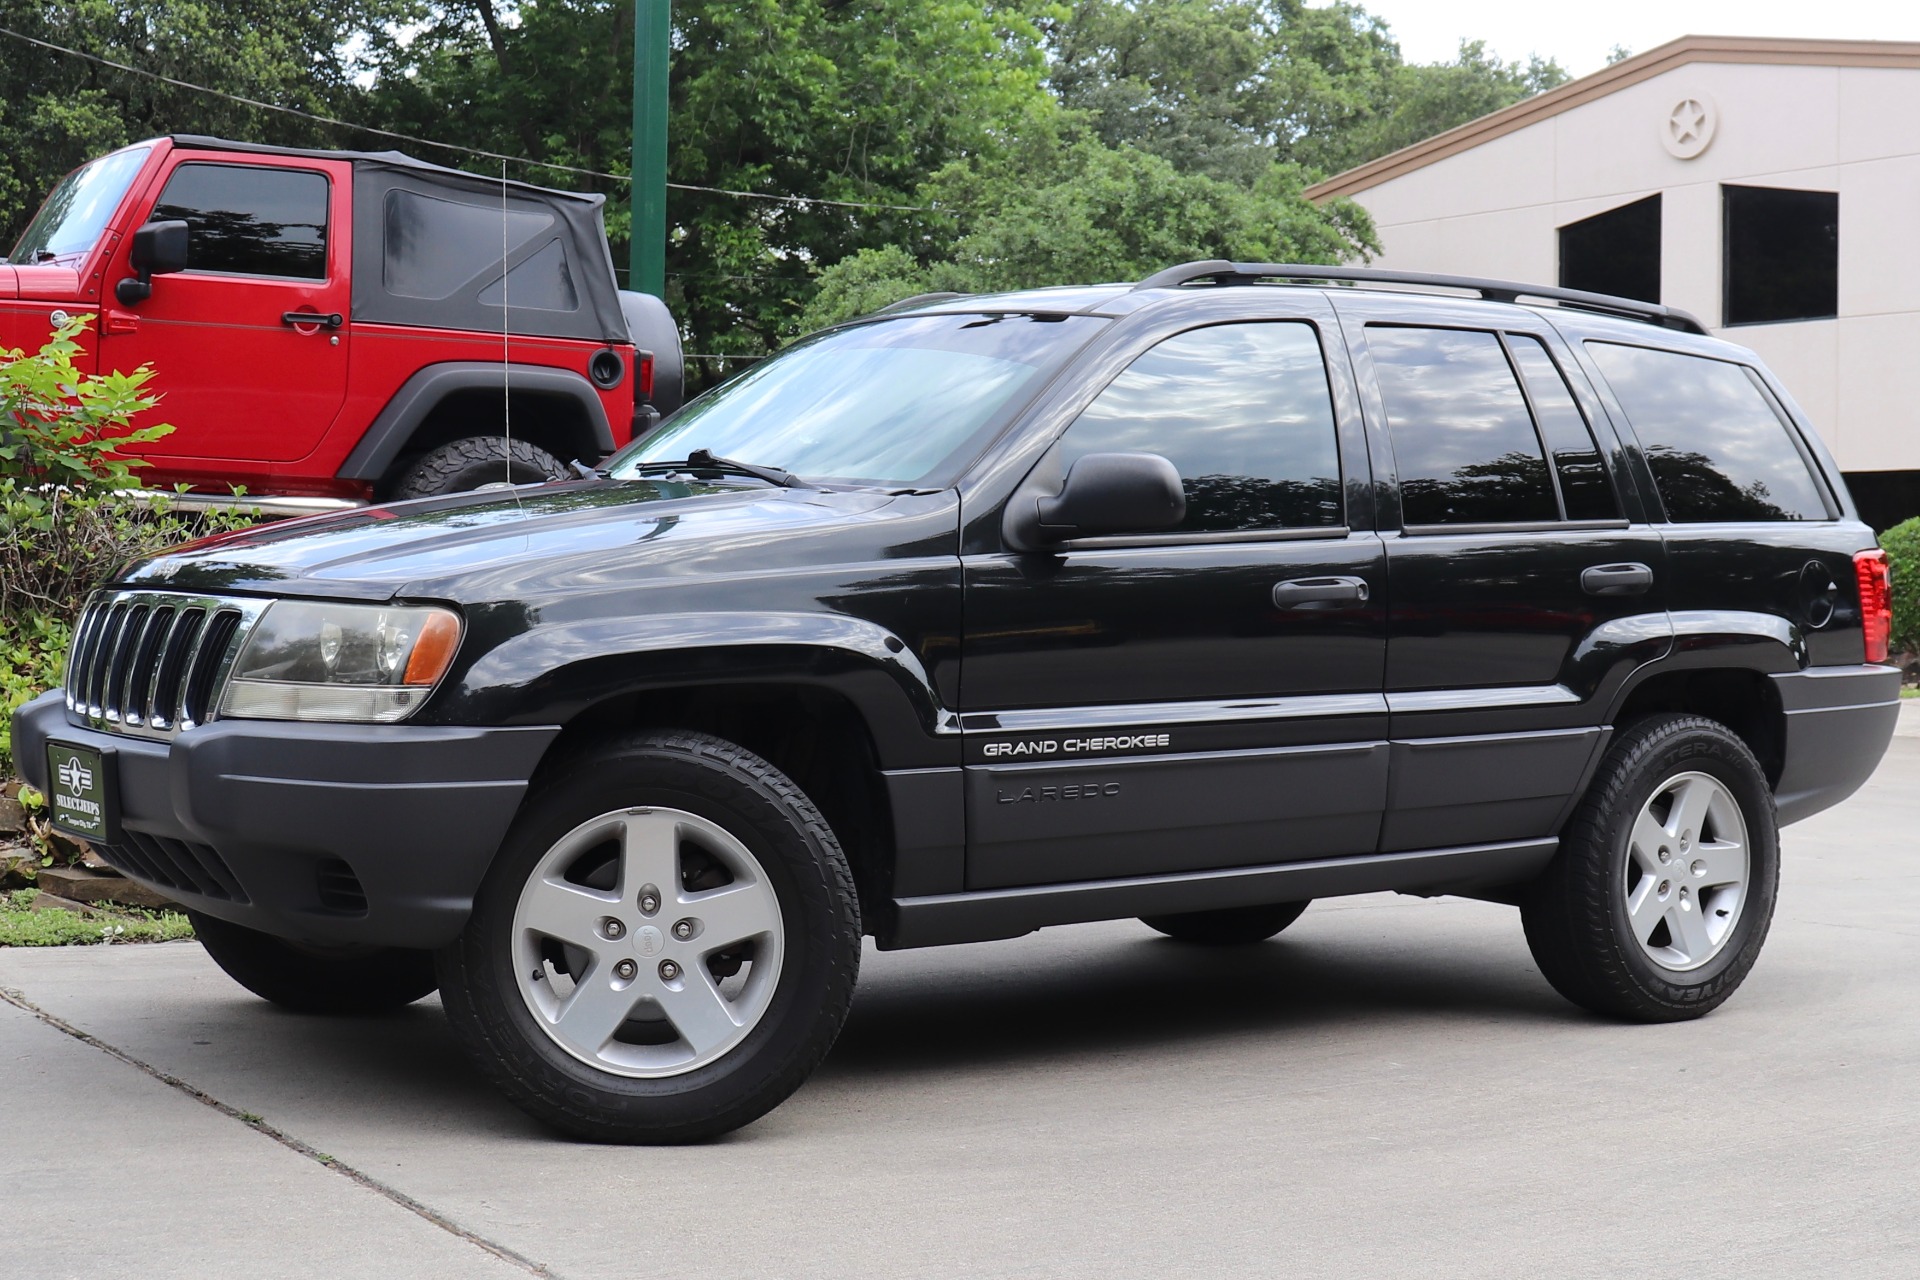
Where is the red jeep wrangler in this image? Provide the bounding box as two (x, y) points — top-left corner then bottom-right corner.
(1, 136), (684, 502)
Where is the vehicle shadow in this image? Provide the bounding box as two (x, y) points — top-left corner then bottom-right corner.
(822, 923), (1579, 1082)
(210, 915), (1579, 1139)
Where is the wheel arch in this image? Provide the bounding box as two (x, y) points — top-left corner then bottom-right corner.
(341, 362), (616, 492)
(443, 616), (960, 934)
(1607, 666), (1787, 788)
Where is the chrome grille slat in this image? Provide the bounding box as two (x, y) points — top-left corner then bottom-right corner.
(64, 602), (104, 712)
(125, 604), (174, 723)
(103, 603), (148, 722)
(58, 591), (270, 740)
(149, 607), (204, 730)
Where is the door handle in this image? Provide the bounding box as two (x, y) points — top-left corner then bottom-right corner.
(1272, 576), (1370, 608)
(1581, 562), (1654, 596)
(282, 310), (344, 331)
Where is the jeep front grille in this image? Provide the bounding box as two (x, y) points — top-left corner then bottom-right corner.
(64, 591), (269, 739)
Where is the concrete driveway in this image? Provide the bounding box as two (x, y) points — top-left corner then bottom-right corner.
(5, 724), (1919, 1279)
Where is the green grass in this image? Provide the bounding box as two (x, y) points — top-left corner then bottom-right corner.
(0, 889), (195, 947)
(1901, 686), (1919, 699)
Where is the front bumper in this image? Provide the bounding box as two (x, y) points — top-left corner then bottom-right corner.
(13, 691), (557, 948)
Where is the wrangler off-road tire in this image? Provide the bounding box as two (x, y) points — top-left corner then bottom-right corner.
(392, 435), (568, 498)
(1141, 900), (1311, 944)
(1520, 714), (1778, 1023)
(189, 911), (438, 1014)
(436, 731), (861, 1144)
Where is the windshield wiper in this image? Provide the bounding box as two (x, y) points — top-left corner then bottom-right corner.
(635, 448), (812, 489)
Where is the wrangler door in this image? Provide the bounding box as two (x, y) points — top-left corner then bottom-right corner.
(960, 298), (1388, 890)
(98, 153), (352, 477)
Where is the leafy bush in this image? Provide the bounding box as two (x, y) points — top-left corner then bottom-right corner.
(1883, 516), (1920, 663)
(1, 315), (169, 498)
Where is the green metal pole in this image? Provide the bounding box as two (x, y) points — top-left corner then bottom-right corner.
(631, 0), (670, 297)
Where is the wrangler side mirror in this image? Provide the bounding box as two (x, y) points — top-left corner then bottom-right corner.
(116, 220), (190, 305)
(1018, 452), (1187, 545)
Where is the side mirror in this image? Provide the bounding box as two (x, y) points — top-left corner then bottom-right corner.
(116, 220), (190, 305)
(1027, 452), (1186, 543)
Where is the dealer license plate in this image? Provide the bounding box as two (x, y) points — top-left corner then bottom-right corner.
(45, 741), (117, 843)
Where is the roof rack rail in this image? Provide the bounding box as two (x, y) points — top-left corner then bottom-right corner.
(868, 291), (973, 317)
(1132, 260), (1708, 335)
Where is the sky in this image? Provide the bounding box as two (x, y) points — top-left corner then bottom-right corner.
(1334, 0), (1920, 77)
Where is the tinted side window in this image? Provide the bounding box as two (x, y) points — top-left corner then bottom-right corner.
(1367, 327), (1556, 526)
(1587, 343), (1829, 523)
(1054, 322), (1343, 533)
(152, 163), (329, 279)
(1505, 335), (1620, 520)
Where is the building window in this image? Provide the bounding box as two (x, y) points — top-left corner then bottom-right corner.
(1558, 195), (1661, 304)
(1723, 185), (1837, 325)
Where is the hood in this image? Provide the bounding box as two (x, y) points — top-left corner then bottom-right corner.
(117, 479), (909, 602)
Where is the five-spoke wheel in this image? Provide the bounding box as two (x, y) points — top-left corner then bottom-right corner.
(436, 731), (861, 1143)
(1522, 713), (1779, 1022)
(513, 807), (785, 1077)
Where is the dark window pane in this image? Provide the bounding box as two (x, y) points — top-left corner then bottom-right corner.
(1588, 342), (1829, 522)
(152, 164), (329, 279)
(1055, 322), (1343, 533)
(477, 240), (578, 312)
(1505, 335), (1619, 520)
(1367, 327), (1556, 526)
(1559, 194), (1661, 304)
(384, 189), (554, 300)
(1723, 185), (1837, 325)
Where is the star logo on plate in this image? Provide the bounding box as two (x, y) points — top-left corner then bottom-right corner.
(58, 755), (93, 793)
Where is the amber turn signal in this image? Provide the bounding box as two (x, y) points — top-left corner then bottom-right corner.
(404, 610), (464, 686)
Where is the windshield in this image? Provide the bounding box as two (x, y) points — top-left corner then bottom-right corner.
(608, 312), (1107, 488)
(9, 146), (152, 264)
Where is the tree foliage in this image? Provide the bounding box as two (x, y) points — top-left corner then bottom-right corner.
(0, 0), (382, 240)
(0, 0), (1570, 366)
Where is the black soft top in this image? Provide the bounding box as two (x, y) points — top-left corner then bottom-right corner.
(169, 135), (627, 345)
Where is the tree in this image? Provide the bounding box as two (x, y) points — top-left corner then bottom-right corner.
(0, 1), (388, 245)
(1042, 3), (1568, 178)
(797, 119), (1376, 331)
(361, 1), (1062, 368)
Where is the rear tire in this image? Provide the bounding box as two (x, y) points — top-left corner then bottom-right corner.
(1520, 714), (1778, 1023)
(188, 911), (438, 1015)
(392, 435), (568, 498)
(435, 730), (861, 1144)
(1141, 900), (1310, 944)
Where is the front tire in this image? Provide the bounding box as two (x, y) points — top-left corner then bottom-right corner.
(1520, 714), (1779, 1023)
(1141, 900), (1310, 944)
(436, 731), (861, 1143)
(188, 911), (438, 1014)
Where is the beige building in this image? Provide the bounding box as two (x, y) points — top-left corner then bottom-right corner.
(1305, 35), (1920, 529)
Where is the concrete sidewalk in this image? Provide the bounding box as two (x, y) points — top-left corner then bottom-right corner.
(4, 738), (1920, 1279)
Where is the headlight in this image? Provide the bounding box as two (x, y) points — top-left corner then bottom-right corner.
(218, 601), (463, 724)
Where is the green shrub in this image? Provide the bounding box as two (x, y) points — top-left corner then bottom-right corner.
(1, 315), (170, 498)
(1884, 516), (1920, 661)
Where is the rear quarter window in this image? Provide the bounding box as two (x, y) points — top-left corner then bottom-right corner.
(1586, 343), (1830, 522)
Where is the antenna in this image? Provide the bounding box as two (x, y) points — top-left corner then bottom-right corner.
(501, 161), (512, 489)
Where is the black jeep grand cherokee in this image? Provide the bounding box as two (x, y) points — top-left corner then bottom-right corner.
(16, 261), (1900, 1142)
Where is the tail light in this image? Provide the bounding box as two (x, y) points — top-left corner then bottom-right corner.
(1855, 548), (1892, 664)
(636, 350), (656, 404)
